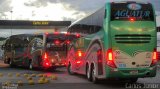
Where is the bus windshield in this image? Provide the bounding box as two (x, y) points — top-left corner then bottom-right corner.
(46, 35), (64, 51)
(111, 3), (154, 21)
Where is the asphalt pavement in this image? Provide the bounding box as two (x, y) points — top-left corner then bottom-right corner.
(0, 60), (160, 89)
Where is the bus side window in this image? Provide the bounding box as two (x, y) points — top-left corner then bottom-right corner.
(36, 39), (43, 49)
(31, 41), (36, 52)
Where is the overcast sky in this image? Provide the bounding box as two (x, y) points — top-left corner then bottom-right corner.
(0, 0), (159, 21)
(0, 0), (160, 37)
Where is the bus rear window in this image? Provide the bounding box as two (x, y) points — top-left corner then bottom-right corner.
(46, 34), (74, 43)
(111, 3), (154, 21)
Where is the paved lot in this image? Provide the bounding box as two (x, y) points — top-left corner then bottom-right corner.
(0, 60), (160, 89)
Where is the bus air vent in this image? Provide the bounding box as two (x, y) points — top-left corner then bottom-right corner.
(115, 34), (151, 44)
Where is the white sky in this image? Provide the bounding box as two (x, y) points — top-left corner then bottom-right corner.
(0, 0), (159, 21)
(0, 0), (160, 37)
(1, 0), (86, 21)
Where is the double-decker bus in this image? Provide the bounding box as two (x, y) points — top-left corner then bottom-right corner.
(67, 1), (157, 83)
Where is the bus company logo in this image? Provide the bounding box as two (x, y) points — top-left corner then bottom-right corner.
(127, 3), (142, 10)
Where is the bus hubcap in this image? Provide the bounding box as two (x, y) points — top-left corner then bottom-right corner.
(68, 64), (73, 74)
(9, 60), (12, 65)
(29, 63), (32, 69)
(87, 67), (90, 79)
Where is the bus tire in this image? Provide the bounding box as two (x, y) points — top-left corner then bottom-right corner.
(7, 58), (10, 64)
(29, 60), (33, 70)
(86, 64), (92, 81)
(9, 59), (15, 68)
(67, 63), (74, 75)
(91, 64), (99, 83)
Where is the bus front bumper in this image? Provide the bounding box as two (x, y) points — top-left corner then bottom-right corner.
(105, 66), (157, 78)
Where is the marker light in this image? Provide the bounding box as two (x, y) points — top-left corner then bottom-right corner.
(76, 33), (80, 38)
(66, 40), (70, 44)
(151, 48), (158, 67)
(45, 32), (49, 35)
(153, 51), (157, 60)
(44, 52), (48, 59)
(43, 60), (51, 67)
(76, 61), (81, 64)
(107, 49), (113, 61)
(65, 32), (70, 36)
(46, 63), (49, 66)
(55, 40), (60, 44)
(77, 51), (82, 57)
(43, 52), (51, 67)
(106, 49), (116, 68)
(130, 18), (135, 22)
(54, 32), (59, 35)
(152, 49), (157, 60)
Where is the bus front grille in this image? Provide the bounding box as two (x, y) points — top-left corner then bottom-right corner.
(115, 34), (151, 44)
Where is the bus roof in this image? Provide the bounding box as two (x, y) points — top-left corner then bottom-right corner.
(111, 1), (151, 4)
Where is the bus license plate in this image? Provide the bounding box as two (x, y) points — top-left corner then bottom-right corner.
(130, 70), (138, 75)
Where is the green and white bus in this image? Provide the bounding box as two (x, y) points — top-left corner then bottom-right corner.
(67, 1), (157, 83)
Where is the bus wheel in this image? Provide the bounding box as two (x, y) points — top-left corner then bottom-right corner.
(67, 63), (74, 75)
(86, 65), (92, 81)
(9, 59), (15, 68)
(29, 60), (33, 70)
(7, 58), (10, 64)
(91, 64), (99, 83)
(129, 78), (138, 83)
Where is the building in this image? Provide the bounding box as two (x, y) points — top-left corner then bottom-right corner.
(0, 20), (71, 59)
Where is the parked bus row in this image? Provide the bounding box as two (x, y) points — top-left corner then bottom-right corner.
(1, 1), (158, 84)
(1, 33), (79, 70)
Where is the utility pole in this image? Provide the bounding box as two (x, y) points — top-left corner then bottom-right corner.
(10, 11), (13, 36)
